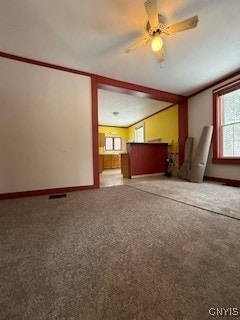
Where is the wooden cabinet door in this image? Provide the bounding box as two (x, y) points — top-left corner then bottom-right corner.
(103, 155), (112, 169)
(117, 155), (121, 168)
(103, 154), (121, 169)
(99, 155), (103, 173)
(121, 154), (130, 178)
(98, 133), (105, 147)
(111, 155), (119, 169)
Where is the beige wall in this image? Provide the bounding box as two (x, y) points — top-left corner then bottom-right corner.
(188, 74), (240, 180)
(0, 58), (93, 193)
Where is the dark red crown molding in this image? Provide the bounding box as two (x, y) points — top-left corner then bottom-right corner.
(188, 69), (240, 99)
(97, 76), (186, 104)
(99, 105), (176, 129)
(0, 51), (93, 77)
(99, 125), (128, 129)
(127, 104), (175, 128)
(0, 51), (189, 198)
(0, 51), (186, 103)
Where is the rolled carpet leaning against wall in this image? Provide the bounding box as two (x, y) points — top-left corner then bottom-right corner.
(178, 137), (194, 180)
(179, 126), (213, 183)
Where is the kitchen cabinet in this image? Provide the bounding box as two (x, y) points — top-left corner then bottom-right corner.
(98, 133), (105, 147)
(111, 155), (120, 168)
(103, 155), (112, 169)
(99, 155), (104, 173)
(103, 154), (121, 169)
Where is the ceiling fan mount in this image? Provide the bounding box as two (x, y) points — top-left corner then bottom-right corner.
(124, 0), (199, 63)
(146, 14), (166, 36)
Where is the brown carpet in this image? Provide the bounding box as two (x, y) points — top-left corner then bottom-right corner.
(128, 176), (240, 220)
(0, 184), (240, 320)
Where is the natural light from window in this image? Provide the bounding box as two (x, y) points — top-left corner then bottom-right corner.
(135, 125), (144, 142)
(220, 88), (240, 157)
(105, 137), (122, 151)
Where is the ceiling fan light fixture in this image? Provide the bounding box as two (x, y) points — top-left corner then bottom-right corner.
(151, 35), (163, 52)
(123, 0), (199, 63)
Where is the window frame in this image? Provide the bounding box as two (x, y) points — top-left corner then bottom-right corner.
(105, 136), (122, 151)
(213, 79), (240, 164)
(134, 124), (145, 143)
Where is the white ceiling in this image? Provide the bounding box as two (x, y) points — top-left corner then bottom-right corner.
(98, 89), (171, 127)
(1, 0), (240, 125)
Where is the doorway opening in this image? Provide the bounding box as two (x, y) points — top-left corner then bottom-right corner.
(97, 85), (180, 188)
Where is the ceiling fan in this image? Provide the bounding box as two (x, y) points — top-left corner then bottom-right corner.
(124, 0), (199, 63)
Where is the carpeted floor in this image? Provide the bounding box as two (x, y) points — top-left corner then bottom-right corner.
(128, 177), (240, 220)
(0, 182), (240, 320)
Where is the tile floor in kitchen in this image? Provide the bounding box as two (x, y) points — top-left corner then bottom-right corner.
(99, 169), (165, 188)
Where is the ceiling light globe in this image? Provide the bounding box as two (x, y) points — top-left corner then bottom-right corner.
(151, 35), (163, 52)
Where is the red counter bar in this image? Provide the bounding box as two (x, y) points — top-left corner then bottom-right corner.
(121, 142), (168, 178)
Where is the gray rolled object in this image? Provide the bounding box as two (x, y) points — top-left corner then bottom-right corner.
(178, 137), (194, 180)
(187, 125), (213, 183)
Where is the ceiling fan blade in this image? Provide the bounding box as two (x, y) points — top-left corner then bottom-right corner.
(124, 37), (151, 54)
(163, 15), (199, 35)
(156, 48), (164, 63)
(144, 0), (159, 29)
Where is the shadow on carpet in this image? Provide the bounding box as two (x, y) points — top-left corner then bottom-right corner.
(127, 177), (240, 220)
(0, 185), (240, 319)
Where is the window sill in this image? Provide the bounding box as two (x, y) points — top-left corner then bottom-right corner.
(212, 157), (240, 165)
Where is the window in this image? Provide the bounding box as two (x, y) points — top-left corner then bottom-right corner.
(105, 137), (122, 151)
(135, 125), (145, 142)
(213, 80), (240, 164)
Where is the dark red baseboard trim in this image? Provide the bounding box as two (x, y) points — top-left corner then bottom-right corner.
(212, 158), (240, 165)
(204, 176), (240, 185)
(0, 185), (96, 200)
(0, 51), (189, 191)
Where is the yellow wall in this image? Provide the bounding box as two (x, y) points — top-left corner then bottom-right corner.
(98, 126), (128, 154)
(99, 105), (178, 153)
(99, 126), (128, 139)
(127, 105), (179, 150)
